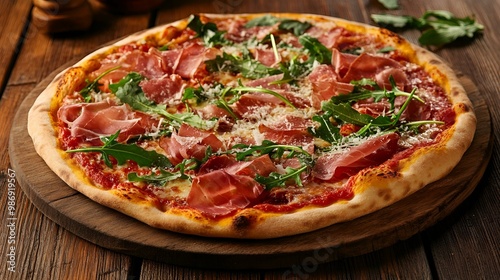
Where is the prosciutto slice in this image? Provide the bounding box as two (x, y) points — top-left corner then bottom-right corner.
(161, 43), (220, 79)
(187, 170), (265, 216)
(312, 133), (400, 181)
(258, 116), (315, 154)
(57, 100), (156, 143)
(159, 124), (224, 165)
(188, 154), (276, 216)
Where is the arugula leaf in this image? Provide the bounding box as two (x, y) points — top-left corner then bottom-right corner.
(377, 46), (397, 53)
(322, 102), (376, 126)
(279, 19), (312, 36)
(308, 112), (342, 144)
(109, 73), (214, 129)
(230, 140), (312, 163)
(128, 169), (186, 186)
(371, 10), (483, 46)
(79, 66), (121, 102)
(67, 131), (171, 168)
(255, 166), (308, 189)
(228, 140), (313, 189)
(245, 15), (311, 36)
(245, 15), (281, 27)
(205, 52), (281, 79)
(378, 0), (399, 10)
(298, 35), (332, 64)
(187, 14), (229, 47)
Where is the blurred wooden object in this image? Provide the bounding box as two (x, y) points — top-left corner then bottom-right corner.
(32, 0), (92, 33)
(93, 0), (164, 14)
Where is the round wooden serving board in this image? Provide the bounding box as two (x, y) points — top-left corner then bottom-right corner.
(9, 69), (492, 270)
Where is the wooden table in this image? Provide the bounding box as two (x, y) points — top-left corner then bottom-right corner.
(1, 0), (498, 279)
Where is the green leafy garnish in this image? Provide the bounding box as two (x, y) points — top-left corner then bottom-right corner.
(187, 14), (229, 47)
(109, 73), (215, 130)
(205, 52), (282, 79)
(371, 10), (484, 46)
(79, 66), (120, 102)
(256, 166), (308, 189)
(298, 35), (332, 64)
(67, 131), (171, 168)
(245, 15), (311, 36)
(329, 77), (424, 104)
(378, 0), (399, 10)
(227, 140), (313, 189)
(308, 112), (341, 144)
(128, 169), (185, 185)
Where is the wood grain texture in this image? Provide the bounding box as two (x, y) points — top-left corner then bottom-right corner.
(0, 0), (31, 92)
(1, 0), (499, 278)
(8, 71), (491, 270)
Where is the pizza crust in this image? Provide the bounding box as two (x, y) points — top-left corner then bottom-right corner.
(28, 13), (476, 239)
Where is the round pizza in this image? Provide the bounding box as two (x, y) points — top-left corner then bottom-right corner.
(28, 13), (476, 239)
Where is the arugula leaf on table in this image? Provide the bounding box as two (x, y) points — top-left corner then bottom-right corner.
(67, 131), (171, 168)
(378, 0), (399, 10)
(298, 35), (332, 64)
(187, 14), (230, 47)
(371, 10), (484, 46)
(79, 66), (121, 102)
(109, 73), (215, 130)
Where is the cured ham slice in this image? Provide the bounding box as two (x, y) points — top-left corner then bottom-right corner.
(308, 64), (354, 108)
(139, 74), (184, 104)
(232, 93), (283, 118)
(161, 43), (220, 79)
(188, 154), (276, 216)
(306, 26), (343, 49)
(159, 124), (224, 165)
(331, 49), (409, 89)
(312, 133), (400, 181)
(253, 47), (278, 66)
(58, 100), (156, 143)
(187, 170), (265, 216)
(259, 116), (315, 153)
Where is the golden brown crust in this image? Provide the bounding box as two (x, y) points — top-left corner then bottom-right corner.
(28, 13), (476, 239)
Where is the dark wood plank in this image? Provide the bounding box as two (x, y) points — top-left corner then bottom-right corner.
(0, 0), (31, 91)
(0, 5), (153, 280)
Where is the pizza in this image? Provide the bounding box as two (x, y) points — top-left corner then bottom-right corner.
(28, 13), (476, 239)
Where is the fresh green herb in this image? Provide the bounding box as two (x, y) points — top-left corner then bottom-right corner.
(227, 140), (313, 189)
(128, 169), (186, 185)
(245, 15), (281, 28)
(256, 165), (308, 189)
(245, 15), (311, 36)
(187, 14), (229, 47)
(278, 19), (312, 36)
(298, 35), (332, 64)
(308, 112), (341, 144)
(330, 77), (424, 104)
(230, 140), (311, 162)
(205, 52), (282, 79)
(371, 10), (484, 46)
(109, 73), (215, 129)
(79, 66), (120, 102)
(378, 0), (399, 10)
(377, 46), (396, 53)
(67, 131), (171, 168)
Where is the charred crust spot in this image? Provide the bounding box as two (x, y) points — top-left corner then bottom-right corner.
(456, 102), (470, 112)
(376, 170), (399, 179)
(429, 59), (441, 65)
(233, 215), (254, 231)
